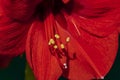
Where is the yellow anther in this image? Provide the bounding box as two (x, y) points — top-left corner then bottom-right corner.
(48, 42), (51, 45)
(55, 34), (60, 39)
(66, 37), (70, 42)
(48, 38), (55, 45)
(54, 45), (58, 49)
(60, 44), (65, 49)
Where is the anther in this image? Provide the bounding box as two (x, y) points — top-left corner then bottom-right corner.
(60, 44), (65, 49)
(55, 34), (60, 39)
(54, 45), (58, 49)
(66, 37), (70, 42)
(48, 38), (55, 45)
(48, 42), (51, 45)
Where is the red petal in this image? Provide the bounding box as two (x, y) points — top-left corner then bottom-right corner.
(55, 10), (119, 79)
(26, 20), (62, 80)
(0, 15), (31, 67)
(74, 0), (120, 18)
(0, 0), (40, 21)
(54, 21), (102, 79)
(0, 15), (31, 55)
(71, 8), (120, 37)
(0, 0), (38, 67)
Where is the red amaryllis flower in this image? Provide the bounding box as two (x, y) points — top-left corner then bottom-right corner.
(0, 0), (120, 79)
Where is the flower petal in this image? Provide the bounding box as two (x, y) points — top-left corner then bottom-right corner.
(55, 12), (119, 79)
(70, 9), (120, 37)
(0, 0), (39, 67)
(26, 20), (62, 80)
(0, 15), (31, 67)
(74, 0), (120, 17)
(0, 0), (42, 22)
(54, 20), (102, 79)
(0, 15), (31, 55)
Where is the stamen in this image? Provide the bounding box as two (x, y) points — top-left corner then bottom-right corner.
(66, 37), (70, 42)
(48, 38), (55, 45)
(55, 34), (60, 39)
(60, 44), (65, 49)
(54, 45), (58, 49)
(48, 42), (51, 45)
